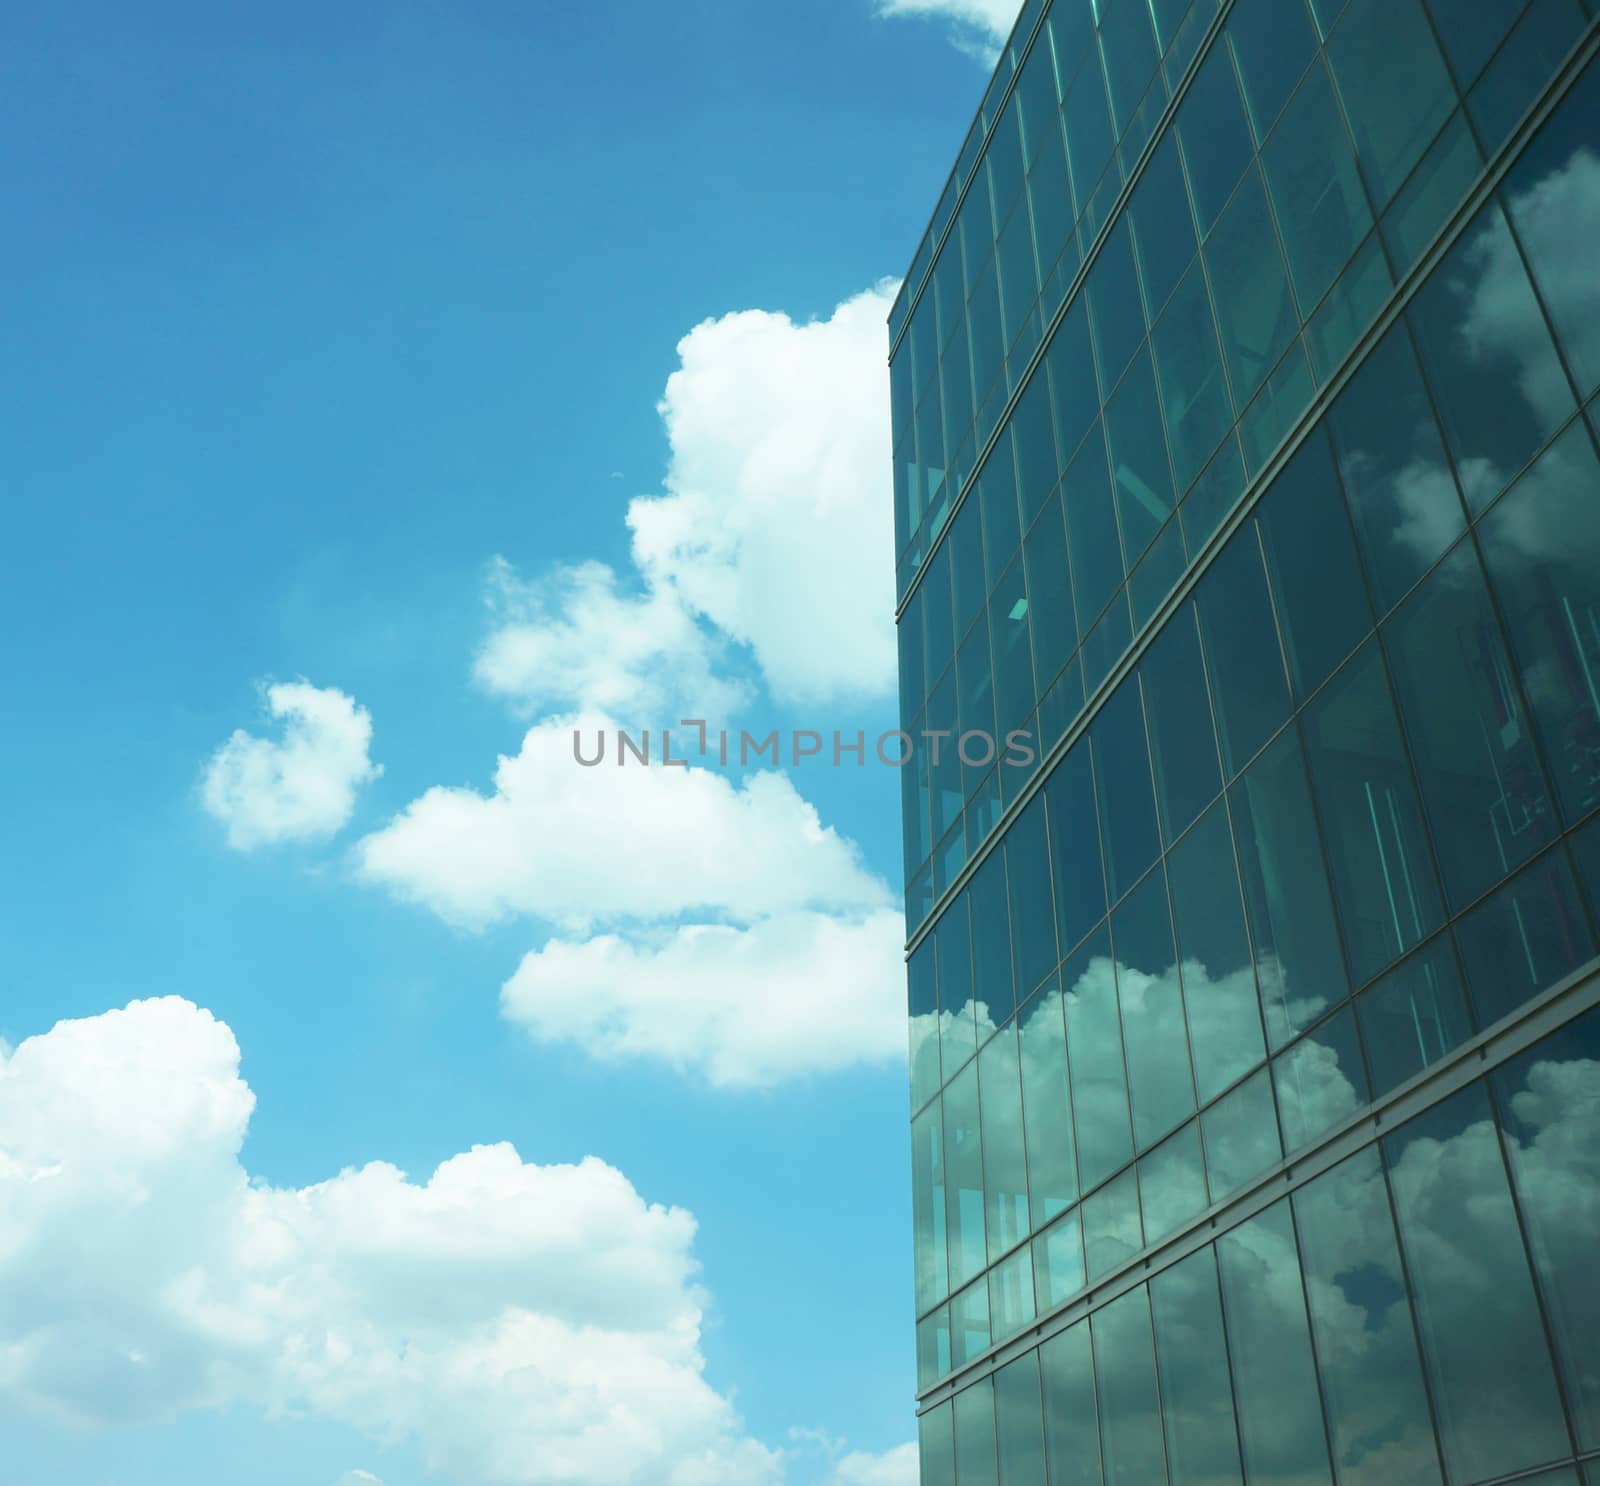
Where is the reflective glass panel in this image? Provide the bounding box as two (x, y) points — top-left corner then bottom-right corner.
(945, 1059), (988, 1288)
(913, 1101), (948, 1313)
(990, 1244), (1037, 1342)
(1021, 979), (1078, 1228)
(1325, 0), (1456, 208)
(938, 894), (979, 1073)
(1113, 866), (1196, 1148)
(995, 1352), (1049, 1485)
(1384, 1082), (1571, 1482)
(1063, 424), (1126, 629)
(1092, 1288), (1170, 1486)
(1255, 426), (1374, 702)
(1325, 322), (1465, 615)
(1129, 131), (1197, 320)
(1478, 420), (1600, 827)
(1201, 1066), (1282, 1197)
(952, 1276), (992, 1369)
(980, 1025), (1032, 1256)
(1091, 677), (1161, 902)
(1294, 1149), (1444, 1486)
(1493, 1008), (1600, 1449)
(1466, 0), (1587, 157)
(1262, 57), (1375, 315)
(1064, 925), (1135, 1188)
(1045, 743), (1107, 955)
(1084, 1167), (1144, 1281)
(921, 1402), (957, 1486)
(1150, 1248), (1246, 1486)
(1042, 1321), (1103, 1486)
(1168, 799), (1268, 1100)
(1151, 257), (1234, 495)
(1216, 1200), (1335, 1486)
(1205, 165), (1298, 409)
(1382, 109), (1484, 277)
(1140, 605), (1221, 843)
(1046, 301), (1100, 474)
(1137, 1119), (1209, 1244)
(1008, 796), (1058, 999)
(1105, 348), (1176, 565)
(1034, 1210), (1086, 1310)
(1025, 495), (1077, 693)
(970, 848), (1016, 1026)
(1273, 1004), (1370, 1151)
(954, 1374), (1000, 1486)
(1228, 0), (1317, 142)
(1454, 846), (1593, 1028)
(1088, 218), (1147, 394)
(1302, 641), (1444, 986)
(910, 937), (941, 1113)
(1177, 39), (1253, 235)
(1355, 934), (1472, 1097)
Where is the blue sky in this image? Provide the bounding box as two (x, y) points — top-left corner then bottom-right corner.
(0, 2), (1017, 1483)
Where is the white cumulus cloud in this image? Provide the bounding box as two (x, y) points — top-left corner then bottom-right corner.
(875, 0), (1020, 59)
(501, 909), (906, 1089)
(0, 997), (783, 1485)
(473, 556), (748, 723)
(354, 713), (890, 934)
(201, 681), (381, 850)
(828, 1442), (921, 1485)
(627, 283), (899, 706)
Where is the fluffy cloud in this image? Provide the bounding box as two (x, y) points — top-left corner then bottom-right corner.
(0, 998), (782, 1485)
(202, 681), (381, 850)
(474, 557), (748, 723)
(355, 714), (890, 934)
(827, 1443), (920, 1485)
(628, 283), (899, 706)
(874, 0), (1019, 58)
(501, 910), (906, 1089)
(335, 1474), (383, 1486)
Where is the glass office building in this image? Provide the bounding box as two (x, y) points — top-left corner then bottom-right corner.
(890, 1), (1600, 1483)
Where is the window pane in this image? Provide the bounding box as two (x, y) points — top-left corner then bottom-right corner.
(1034, 1207), (1086, 1312)
(1231, 727), (1347, 1046)
(1202, 1067), (1282, 1197)
(1325, 322), (1465, 614)
(952, 1276), (992, 1368)
(970, 847), (1015, 1028)
(1129, 132), (1197, 320)
(1084, 1167), (1144, 1281)
(910, 938), (941, 1113)
(1325, 0), (1456, 208)
(1091, 678), (1161, 901)
(1239, 337), (1315, 476)
(951, 495), (988, 640)
(1384, 539), (1554, 908)
(1177, 40), (1253, 235)
(1229, 0), (1317, 142)
(1168, 799), (1267, 1100)
(1382, 109), (1484, 277)
(1025, 493), (1077, 692)
(1114, 866), (1197, 1148)
(1042, 1322), (1103, 1486)
(1262, 57), (1375, 315)
(1195, 526), (1291, 777)
(1255, 426), (1374, 701)
(1302, 641), (1445, 985)
(919, 1303), (952, 1389)
(1477, 420), (1600, 827)
(1105, 348), (1176, 565)
(945, 1060), (987, 1288)
(1294, 1149), (1444, 1486)
(1046, 743), (1107, 955)
(1150, 1248), (1246, 1486)
(1129, 514), (1187, 630)
(1466, 0), (1587, 157)
(1433, 0), (1536, 90)
(995, 1352), (1048, 1484)
(1092, 1288), (1170, 1486)
(1099, 0), (1160, 134)
(1151, 257), (1234, 494)
(1494, 52), (1600, 384)
(1493, 1008), (1600, 1450)
(1065, 925), (1135, 1187)
(938, 894), (979, 1073)
(990, 1245), (1037, 1341)
(1307, 229), (1393, 381)
(980, 436), (1023, 592)
(1273, 1004), (1370, 1151)
(1138, 1119), (1209, 1244)
(913, 1102), (948, 1313)
(1088, 219), (1148, 395)
(954, 1375), (1000, 1486)
(1007, 796), (1058, 999)
(1355, 934), (1472, 1097)
(1141, 605), (1221, 843)
(1013, 373), (1060, 528)
(1020, 978), (1078, 1221)
(1063, 423), (1126, 628)
(1216, 1201), (1335, 1486)
(921, 1401), (956, 1486)
(1384, 1083), (1571, 1482)
(1047, 300), (1099, 468)
(1455, 847), (1594, 1028)
(1408, 200), (1574, 515)
(1204, 165), (1299, 409)
(1179, 433), (1244, 553)
(981, 1026), (1032, 1256)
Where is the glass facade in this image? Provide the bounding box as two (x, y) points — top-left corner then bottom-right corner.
(893, 2), (1600, 1483)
